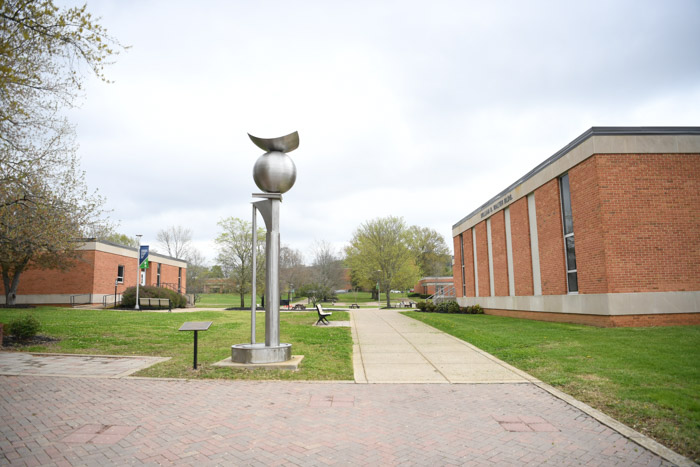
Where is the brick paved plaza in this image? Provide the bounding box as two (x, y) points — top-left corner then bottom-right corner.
(0, 376), (672, 466)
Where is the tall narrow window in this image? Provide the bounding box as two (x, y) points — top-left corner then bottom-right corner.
(459, 233), (466, 296)
(178, 267), (182, 293)
(559, 174), (578, 293)
(117, 265), (124, 283)
(156, 263), (161, 287)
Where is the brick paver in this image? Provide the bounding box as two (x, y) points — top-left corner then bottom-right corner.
(0, 352), (168, 378)
(0, 376), (671, 466)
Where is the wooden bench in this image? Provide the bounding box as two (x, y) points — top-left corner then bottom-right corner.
(315, 304), (332, 325)
(139, 297), (171, 311)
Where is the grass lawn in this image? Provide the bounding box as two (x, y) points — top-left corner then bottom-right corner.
(0, 307), (353, 381)
(404, 311), (700, 463)
(195, 293), (255, 308)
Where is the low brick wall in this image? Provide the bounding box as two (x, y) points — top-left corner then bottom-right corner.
(484, 308), (700, 328)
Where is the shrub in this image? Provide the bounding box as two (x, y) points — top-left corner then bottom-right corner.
(8, 315), (40, 341)
(445, 301), (461, 313)
(425, 301), (437, 312)
(121, 286), (187, 308)
(462, 304), (485, 314)
(416, 301), (427, 311)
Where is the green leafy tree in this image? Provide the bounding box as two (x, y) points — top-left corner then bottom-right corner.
(345, 216), (420, 308)
(214, 217), (265, 308)
(102, 233), (139, 248)
(408, 226), (452, 277)
(209, 265), (224, 278)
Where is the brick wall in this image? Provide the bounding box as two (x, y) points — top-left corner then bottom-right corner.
(452, 236), (463, 298)
(93, 251), (138, 296)
(509, 197), (534, 295)
(1, 252), (95, 295)
(413, 277), (454, 296)
(490, 210), (510, 296)
(484, 308), (700, 328)
(595, 153), (700, 293)
(463, 229), (476, 297)
(569, 157), (608, 294)
(535, 179), (567, 295)
(474, 221), (491, 297)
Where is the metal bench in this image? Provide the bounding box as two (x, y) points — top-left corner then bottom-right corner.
(315, 304), (332, 325)
(139, 297), (171, 311)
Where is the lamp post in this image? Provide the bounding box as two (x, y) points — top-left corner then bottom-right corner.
(135, 234), (142, 310)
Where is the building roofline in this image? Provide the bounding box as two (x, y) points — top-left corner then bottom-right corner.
(452, 126), (700, 231)
(77, 238), (188, 265)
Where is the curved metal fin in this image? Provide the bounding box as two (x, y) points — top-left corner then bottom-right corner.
(248, 131), (299, 153)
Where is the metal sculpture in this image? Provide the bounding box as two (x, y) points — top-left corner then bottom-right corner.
(231, 131), (299, 364)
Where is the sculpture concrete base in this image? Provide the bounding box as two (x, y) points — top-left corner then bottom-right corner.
(213, 354), (303, 371)
(231, 343), (292, 364)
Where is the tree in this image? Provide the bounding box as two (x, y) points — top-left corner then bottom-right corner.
(0, 1), (122, 305)
(157, 225), (192, 259)
(306, 240), (345, 303)
(102, 232), (139, 248)
(0, 135), (106, 305)
(408, 227), (452, 277)
(185, 248), (208, 304)
(214, 217), (265, 308)
(1, 1), (123, 150)
(280, 245), (307, 301)
(345, 216), (420, 308)
(209, 265), (224, 278)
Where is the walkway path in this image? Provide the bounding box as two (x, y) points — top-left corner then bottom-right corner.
(351, 308), (527, 383)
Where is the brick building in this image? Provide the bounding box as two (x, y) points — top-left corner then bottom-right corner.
(452, 127), (700, 327)
(0, 239), (187, 306)
(414, 277), (454, 296)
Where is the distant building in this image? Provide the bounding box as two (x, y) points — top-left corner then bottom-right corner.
(414, 277), (454, 296)
(452, 127), (700, 327)
(202, 278), (231, 294)
(0, 239), (187, 306)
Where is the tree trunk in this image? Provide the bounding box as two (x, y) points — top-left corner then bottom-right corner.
(240, 293), (245, 308)
(2, 263), (26, 306)
(385, 288), (391, 309)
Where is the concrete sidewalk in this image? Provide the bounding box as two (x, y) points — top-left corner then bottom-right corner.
(351, 308), (527, 384)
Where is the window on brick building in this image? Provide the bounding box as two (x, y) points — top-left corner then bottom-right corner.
(117, 265), (124, 283)
(178, 267), (182, 293)
(156, 263), (161, 287)
(559, 174), (578, 293)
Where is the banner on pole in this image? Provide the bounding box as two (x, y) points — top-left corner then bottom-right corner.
(139, 245), (149, 269)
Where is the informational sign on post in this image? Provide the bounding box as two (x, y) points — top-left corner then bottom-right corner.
(139, 245), (149, 269)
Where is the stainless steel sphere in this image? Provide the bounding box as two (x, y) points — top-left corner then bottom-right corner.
(253, 151), (297, 193)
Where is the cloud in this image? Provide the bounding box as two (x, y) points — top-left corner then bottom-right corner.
(66, 0), (700, 265)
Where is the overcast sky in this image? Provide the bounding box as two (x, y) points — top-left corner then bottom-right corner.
(67, 0), (700, 265)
